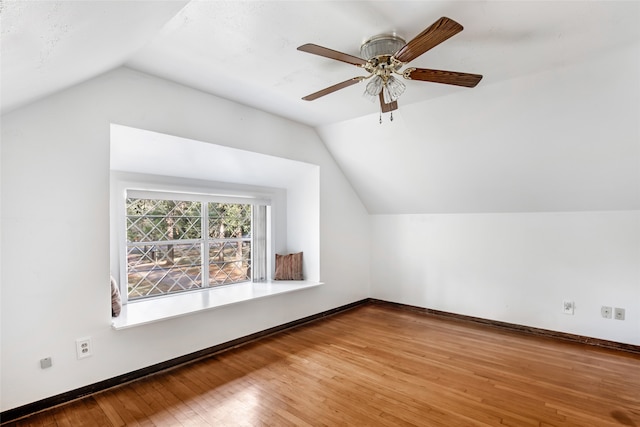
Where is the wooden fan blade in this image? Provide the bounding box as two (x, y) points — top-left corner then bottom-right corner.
(405, 68), (483, 88)
(302, 77), (364, 101)
(379, 92), (398, 112)
(393, 17), (463, 63)
(297, 44), (367, 67)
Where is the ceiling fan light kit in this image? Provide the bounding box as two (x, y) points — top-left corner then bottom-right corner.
(297, 17), (483, 123)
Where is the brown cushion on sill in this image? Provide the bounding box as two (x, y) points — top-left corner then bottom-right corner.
(274, 252), (303, 280)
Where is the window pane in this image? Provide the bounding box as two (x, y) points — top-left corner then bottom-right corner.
(208, 203), (251, 239)
(123, 197), (255, 301)
(127, 243), (203, 299)
(126, 198), (201, 242)
(209, 241), (251, 285)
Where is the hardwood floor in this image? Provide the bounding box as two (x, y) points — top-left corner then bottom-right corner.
(5, 303), (640, 426)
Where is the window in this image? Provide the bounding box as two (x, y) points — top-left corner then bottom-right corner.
(123, 190), (266, 301)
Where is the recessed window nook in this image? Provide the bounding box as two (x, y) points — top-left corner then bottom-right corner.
(110, 124), (321, 329)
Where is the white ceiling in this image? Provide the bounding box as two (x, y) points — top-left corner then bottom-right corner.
(2, 1), (639, 213)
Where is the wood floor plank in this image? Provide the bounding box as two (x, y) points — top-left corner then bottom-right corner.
(93, 389), (128, 426)
(4, 303), (639, 426)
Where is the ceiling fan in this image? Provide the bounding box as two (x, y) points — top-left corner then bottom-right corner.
(298, 17), (483, 122)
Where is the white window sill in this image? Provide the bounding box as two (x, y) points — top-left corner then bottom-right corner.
(112, 281), (322, 330)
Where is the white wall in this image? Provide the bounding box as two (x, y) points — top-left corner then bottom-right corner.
(0, 67), (370, 411)
(371, 211), (640, 345)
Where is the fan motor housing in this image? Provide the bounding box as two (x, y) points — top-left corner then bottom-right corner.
(360, 34), (406, 61)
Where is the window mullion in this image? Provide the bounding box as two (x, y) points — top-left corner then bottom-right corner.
(202, 201), (209, 288)
(252, 205), (267, 282)
(127, 238), (202, 246)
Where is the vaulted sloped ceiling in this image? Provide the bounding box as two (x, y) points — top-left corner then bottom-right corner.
(1, 1), (190, 114)
(2, 1), (639, 214)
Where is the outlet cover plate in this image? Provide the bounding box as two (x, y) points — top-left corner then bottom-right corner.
(614, 308), (625, 320)
(76, 337), (92, 359)
(563, 300), (574, 315)
(601, 306), (612, 319)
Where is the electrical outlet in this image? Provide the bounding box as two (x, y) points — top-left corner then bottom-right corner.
(614, 308), (625, 321)
(563, 300), (574, 315)
(40, 357), (52, 369)
(601, 306), (612, 319)
(76, 337), (92, 359)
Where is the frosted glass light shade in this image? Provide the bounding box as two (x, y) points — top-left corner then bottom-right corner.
(364, 75), (384, 102)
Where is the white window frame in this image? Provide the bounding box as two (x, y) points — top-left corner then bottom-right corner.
(111, 172), (276, 305)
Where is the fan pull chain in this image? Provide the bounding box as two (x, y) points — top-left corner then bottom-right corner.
(379, 111), (395, 124)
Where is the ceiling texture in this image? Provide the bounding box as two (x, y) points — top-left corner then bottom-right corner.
(2, 1), (639, 214)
